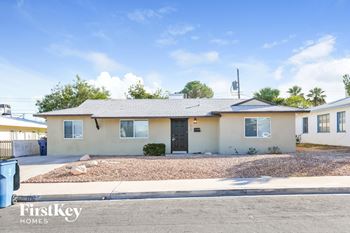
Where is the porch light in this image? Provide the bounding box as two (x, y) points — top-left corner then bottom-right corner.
(193, 117), (198, 124)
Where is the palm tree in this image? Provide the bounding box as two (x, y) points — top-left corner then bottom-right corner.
(287, 85), (303, 97)
(253, 87), (281, 103)
(307, 87), (326, 106)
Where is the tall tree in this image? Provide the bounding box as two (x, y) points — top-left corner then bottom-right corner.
(306, 87), (326, 106)
(343, 74), (350, 97)
(127, 81), (167, 99)
(36, 75), (110, 113)
(180, 81), (214, 98)
(253, 87), (282, 104)
(284, 96), (311, 108)
(287, 85), (303, 97)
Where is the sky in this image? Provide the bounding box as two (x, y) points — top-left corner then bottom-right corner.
(1, 0), (350, 114)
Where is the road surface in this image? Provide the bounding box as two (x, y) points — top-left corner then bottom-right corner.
(1, 194), (350, 233)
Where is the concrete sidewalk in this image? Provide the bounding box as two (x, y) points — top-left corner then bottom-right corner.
(14, 176), (350, 201)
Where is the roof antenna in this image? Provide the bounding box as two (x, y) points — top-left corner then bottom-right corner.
(230, 68), (241, 99)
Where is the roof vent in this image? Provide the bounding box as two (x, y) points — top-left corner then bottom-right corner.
(0, 104), (11, 116)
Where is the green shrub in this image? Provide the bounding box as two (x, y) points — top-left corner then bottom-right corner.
(268, 146), (282, 154)
(143, 143), (166, 156)
(247, 147), (258, 155)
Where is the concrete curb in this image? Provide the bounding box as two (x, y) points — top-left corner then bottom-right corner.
(15, 187), (350, 202)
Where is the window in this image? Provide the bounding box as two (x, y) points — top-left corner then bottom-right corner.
(317, 114), (330, 133)
(64, 120), (83, 139)
(245, 117), (271, 138)
(337, 111), (346, 133)
(120, 120), (149, 138)
(302, 117), (308, 134)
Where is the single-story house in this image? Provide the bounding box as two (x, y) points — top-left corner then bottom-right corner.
(296, 97), (350, 146)
(0, 116), (47, 140)
(35, 98), (307, 156)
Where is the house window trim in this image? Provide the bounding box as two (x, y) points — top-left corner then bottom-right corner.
(337, 111), (346, 133)
(317, 113), (330, 133)
(244, 117), (272, 139)
(63, 120), (84, 140)
(302, 117), (308, 134)
(119, 119), (149, 139)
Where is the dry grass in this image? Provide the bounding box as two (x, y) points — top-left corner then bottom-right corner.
(25, 144), (350, 183)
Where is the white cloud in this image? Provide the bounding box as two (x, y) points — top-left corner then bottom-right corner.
(210, 38), (239, 46)
(262, 35), (295, 49)
(274, 66), (284, 80)
(89, 72), (161, 98)
(277, 35), (350, 101)
(85, 52), (123, 71)
(48, 44), (123, 72)
(288, 35), (335, 64)
(127, 6), (176, 23)
(92, 30), (111, 41)
(190, 36), (200, 40)
(0, 58), (55, 113)
(170, 50), (219, 66)
(279, 57), (350, 100)
(156, 24), (196, 46)
(166, 24), (195, 36)
(155, 37), (177, 46)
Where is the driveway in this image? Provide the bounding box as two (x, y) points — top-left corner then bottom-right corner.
(16, 155), (80, 182)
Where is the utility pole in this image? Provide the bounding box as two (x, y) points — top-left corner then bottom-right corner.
(237, 68), (240, 99)
(230, 68), (241, 99)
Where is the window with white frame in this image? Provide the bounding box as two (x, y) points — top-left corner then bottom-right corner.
(64, 120), (83, 139)
(120, 120), (149, 138)
(337, 111), (346, 133)
(302, 117), (308, 134)
(245, 117), (271, 138)
(317, 114), (330, 133)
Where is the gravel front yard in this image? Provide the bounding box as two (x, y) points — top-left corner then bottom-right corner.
(24, 144), (350, 183)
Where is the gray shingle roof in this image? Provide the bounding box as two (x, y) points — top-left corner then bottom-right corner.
(35, 98), (307, 118)
(213, 104), (308, 113)
(310, 97), (350, 112)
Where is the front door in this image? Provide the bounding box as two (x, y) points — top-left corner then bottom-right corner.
(171, 118), (188, 153)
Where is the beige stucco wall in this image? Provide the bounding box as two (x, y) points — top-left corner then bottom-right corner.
(0, 126), (46, 140)
(219, 113), (296, 154)
(188, 117), (219, 153)
(47, 116), (171, 156)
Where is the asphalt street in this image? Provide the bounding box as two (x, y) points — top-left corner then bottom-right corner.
(1, 194), (350, 233)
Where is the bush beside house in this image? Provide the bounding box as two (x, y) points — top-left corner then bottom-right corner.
(143, 143), (166, 156)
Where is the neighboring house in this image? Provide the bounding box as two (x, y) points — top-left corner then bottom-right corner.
(0, 116), (47, 140)
(35, 98), (307, 156)
(296, 97), (350, 146)
(0, 116), (47, 157)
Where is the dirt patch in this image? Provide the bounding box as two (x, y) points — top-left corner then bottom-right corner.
(24, 145), (350, 183)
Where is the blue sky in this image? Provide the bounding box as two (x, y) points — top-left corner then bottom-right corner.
(1, 0), (350, 114)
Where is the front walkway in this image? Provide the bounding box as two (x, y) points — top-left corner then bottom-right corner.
(16, 155), (81, 181)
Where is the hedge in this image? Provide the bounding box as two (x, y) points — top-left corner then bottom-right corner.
(143, 143), (166, 156)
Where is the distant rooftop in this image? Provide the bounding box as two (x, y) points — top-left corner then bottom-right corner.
(0, 116), (47, 129)
(310, 97), (350, 112)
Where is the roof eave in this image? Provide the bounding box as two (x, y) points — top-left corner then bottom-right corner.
(33, 113), (93, 118)
(213, 110), (310, 114)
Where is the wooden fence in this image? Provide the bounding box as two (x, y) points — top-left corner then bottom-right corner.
(0, 141), (13, 158)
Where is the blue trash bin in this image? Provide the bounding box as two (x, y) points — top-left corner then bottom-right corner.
(0, 160), (17, 208)
(38, 139), (47, 156)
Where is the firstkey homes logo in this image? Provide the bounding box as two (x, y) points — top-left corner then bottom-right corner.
(19, 203), (82, 224)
